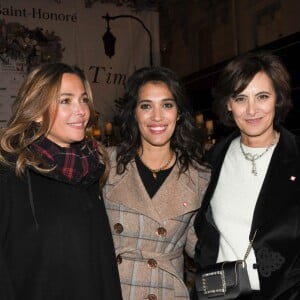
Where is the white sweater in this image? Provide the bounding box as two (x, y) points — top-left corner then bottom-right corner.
(210, 137), (277, 290)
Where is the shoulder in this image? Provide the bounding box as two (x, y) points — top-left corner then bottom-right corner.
(106, 146), (117, 162)
(278, 126), (300, 153)
(192, 163), (211, 182)
(183, 163), (210, 192)
(105, 146), (119, 172)
(289, 133), (300, 152)
(0, 162), (15, 180)
(205, 130), (239, 165)
(199, 167), (211, 183)
(0, 164), (22, 201)
(104, 146), (131, 186)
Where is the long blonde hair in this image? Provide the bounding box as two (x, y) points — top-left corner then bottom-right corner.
(0, 62), (109, 185)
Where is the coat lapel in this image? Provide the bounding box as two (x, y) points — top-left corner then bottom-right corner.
(251, 128), (300, 232)
(106, 160), (199, 223)
(106, 160), (160, 221)
(202, 128), (300, 235)
(151, 165), (199, 220)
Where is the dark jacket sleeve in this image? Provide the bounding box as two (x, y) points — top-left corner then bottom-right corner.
(194, 137), (229, 268)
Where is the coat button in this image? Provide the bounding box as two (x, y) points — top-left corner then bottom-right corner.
(147, 258), (157, 268)
(146, 294), (157, 300)
(114, 223), (123, 234)
(116, 254), (122, 264)
(156, 227), (167, 237)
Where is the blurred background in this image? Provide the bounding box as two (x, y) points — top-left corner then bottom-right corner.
(1, 0), (299, 144)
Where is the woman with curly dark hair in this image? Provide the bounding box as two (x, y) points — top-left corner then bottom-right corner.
(103, 66), (210, 300)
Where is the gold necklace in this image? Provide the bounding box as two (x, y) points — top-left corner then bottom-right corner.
(240, 132), (279, 176)
(139, 151), (174, 179)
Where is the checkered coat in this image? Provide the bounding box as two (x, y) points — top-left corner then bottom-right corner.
(103, 148), (209, 300)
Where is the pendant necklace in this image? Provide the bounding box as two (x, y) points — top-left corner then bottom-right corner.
(139, 151), (174, 179)
(240, 132), (279, 176)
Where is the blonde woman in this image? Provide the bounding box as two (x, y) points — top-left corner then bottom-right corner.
(0, 63), (122, 300)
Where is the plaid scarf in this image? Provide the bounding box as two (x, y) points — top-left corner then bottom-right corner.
(30, 137), (104, 185)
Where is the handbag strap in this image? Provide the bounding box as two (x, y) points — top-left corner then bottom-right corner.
(243, 229), (257, 261)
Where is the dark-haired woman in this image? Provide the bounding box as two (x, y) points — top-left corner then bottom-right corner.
(0, 63), (122, 300)
(193, 51), (300, 299)
(103, 66), (210, 299)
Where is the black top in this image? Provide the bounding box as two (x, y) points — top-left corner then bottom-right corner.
(135, 154), (174, 198)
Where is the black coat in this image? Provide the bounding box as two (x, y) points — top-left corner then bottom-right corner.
(193, 126), (300, 299)
(0, 166), (122, 300)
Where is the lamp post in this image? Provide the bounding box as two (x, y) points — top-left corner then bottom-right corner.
(102, 13), (153, 66)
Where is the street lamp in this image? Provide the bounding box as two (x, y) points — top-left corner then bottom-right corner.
(102, 13), (153, 66)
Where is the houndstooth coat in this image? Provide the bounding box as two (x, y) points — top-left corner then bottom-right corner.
(103, 148), (209, 300)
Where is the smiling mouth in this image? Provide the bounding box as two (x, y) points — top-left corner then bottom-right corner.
(149, 126), (166, 133)
(68, 122), (86, 128)
(245, 117), (262, 123)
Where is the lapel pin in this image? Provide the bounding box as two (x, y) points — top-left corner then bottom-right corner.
(289, 176), (296, 181)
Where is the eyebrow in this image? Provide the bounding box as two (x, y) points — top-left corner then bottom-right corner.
(60, 92), (88, 97)
(256, 91), (271, 94)
(138, 98), (175, 102)
(233, 90), (271, 97)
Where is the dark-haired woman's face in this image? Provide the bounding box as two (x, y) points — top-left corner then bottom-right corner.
(135, 82), (178, 149)
(227, 71), (276, 144)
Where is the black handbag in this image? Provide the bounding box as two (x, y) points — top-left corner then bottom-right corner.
(195, 260), (251, 299)
(195, 230), (257, 299)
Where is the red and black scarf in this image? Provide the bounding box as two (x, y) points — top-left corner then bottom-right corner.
(30, 138), (104, 185)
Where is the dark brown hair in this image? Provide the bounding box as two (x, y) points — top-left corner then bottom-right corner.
(212, 51), (292, 127)
(116, 66), (205, 174)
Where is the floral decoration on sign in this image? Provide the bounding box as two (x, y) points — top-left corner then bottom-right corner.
(0, 20), (64, 72)
(84, 0), (159, 11)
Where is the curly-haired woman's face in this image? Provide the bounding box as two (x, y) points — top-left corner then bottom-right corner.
(46, 73), (90, 148)
(135, 82), (178, 149)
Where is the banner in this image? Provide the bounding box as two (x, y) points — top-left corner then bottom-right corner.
(0, 0), (160, 131)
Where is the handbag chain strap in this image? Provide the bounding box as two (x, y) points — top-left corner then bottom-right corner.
(243, 229), (258, 261)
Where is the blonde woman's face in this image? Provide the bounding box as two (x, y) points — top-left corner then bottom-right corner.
(46, 73), (90, 147)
